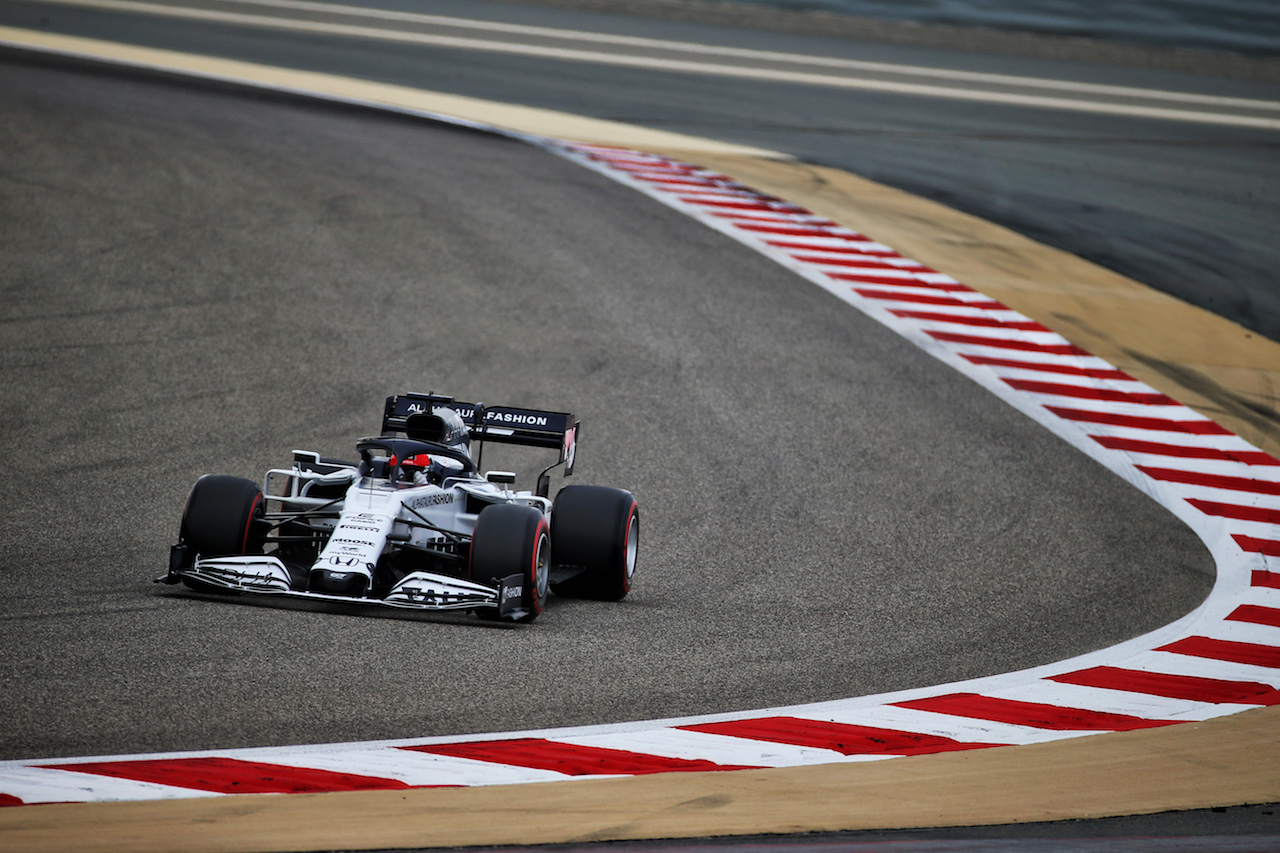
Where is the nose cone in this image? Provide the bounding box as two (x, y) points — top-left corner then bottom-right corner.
(310, 568), (369, 595)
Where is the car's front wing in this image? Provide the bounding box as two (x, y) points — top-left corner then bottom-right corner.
(159, 555), (524, 616)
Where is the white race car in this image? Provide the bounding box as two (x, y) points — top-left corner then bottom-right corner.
(159, 393), (638, 622)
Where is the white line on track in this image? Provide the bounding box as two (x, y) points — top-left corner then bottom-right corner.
(119, 0), (1280, 110)
(28, 0), (1280, 130)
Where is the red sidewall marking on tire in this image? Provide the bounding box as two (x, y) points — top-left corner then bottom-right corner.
(240, 492), (262, 554)
(531, 521), (548, 615)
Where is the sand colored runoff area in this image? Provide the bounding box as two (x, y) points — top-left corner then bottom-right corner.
(0, 25), (1277, 852)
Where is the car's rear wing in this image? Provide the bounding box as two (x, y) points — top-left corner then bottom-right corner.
(382, 393), (579, 475)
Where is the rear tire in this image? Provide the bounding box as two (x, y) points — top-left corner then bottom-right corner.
(178, 475), (266, 592)
(469, 505), (549, 622)
(549, 486), (638, 601)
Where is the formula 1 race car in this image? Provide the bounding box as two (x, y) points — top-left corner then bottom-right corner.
(158, 393), (638, 622)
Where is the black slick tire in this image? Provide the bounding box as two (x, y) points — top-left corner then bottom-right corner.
(469, 504), (549, 622)
(549, 486), (638, 601)
(178, 475), (266, 592)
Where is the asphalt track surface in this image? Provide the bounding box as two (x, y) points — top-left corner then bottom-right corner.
(0, 47), (1221, 764)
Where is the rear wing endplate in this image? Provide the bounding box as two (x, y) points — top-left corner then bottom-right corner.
(382, 393), (579, 475)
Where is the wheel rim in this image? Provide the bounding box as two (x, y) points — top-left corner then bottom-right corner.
(624, 514), (638, 581)
(535, 531), (549, 601)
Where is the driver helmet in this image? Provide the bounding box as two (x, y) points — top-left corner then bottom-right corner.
(400, 453), (433, 485)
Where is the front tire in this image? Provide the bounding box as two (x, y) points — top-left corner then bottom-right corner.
(470, 504), (549, 622)
(549, 486), (638, 601)
(178, 475), (266, 592)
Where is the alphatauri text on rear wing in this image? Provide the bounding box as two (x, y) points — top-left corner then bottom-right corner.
(382, 392), (579, 475)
